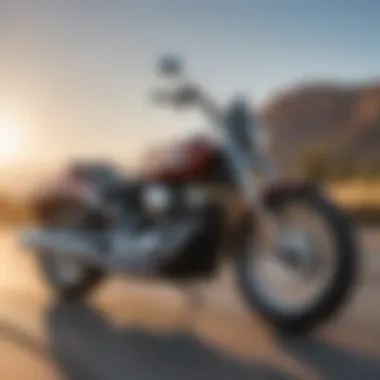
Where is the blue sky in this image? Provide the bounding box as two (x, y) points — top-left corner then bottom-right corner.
(0, 0), (379, 166)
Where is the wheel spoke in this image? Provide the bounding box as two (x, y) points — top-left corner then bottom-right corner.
(248, 201), (336, 315)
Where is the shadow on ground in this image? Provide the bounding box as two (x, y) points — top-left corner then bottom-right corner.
(45, 302), (296, 380)
(2, 301), (380, 380)
(279, 335), (380, 380)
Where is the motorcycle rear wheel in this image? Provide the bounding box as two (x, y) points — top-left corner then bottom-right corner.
(39, 254), (103, 301)
(35, 200), (104, 301)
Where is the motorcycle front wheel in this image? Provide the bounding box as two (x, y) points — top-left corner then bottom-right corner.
(234, 189), (358, 335)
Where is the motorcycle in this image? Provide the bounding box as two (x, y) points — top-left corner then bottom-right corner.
(19, 56), (357, 334)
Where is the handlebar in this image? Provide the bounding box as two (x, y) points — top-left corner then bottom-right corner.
(152, 56), (279, 185)
(152, 83), (224, 125)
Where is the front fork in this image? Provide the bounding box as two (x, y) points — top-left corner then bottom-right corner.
(225, 140), (281, 242)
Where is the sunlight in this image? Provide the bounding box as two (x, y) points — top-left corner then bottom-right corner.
(0, 116), (23, 162)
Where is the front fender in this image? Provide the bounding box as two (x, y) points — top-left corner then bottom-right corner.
(228, 180), (323, 258)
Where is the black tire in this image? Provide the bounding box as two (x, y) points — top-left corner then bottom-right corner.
(39, 254), (103, 301)
(35, 199), (104, 301)
(235, 190), (358, 335)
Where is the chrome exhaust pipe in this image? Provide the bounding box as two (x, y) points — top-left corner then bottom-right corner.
(19, 218), (201, 274)
(19, 228), (104, 266)
(19, 228), (157, 273)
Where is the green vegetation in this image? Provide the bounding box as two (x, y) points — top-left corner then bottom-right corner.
(354, 160), (380, 181)
(300, 148), (380, 182)
(299, 149), (330, 182)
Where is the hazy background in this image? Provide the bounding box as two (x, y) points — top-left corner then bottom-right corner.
(1, 0), (380, 217)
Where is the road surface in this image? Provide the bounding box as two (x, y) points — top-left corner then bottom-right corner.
(1, 227), (380, 379)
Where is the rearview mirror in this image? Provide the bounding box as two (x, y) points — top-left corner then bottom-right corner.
(156, 54), (184, 78)
(172, 85), (199, 108)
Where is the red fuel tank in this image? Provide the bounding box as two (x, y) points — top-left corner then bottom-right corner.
(142, 135), (220, 182)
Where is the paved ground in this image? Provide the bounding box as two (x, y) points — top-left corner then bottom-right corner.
(1, 226), (380, 380)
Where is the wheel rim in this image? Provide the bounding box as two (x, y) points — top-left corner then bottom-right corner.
(247, 201), (338, 315)
(41, 203), (88, 289)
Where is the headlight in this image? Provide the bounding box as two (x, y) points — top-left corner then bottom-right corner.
(142, 184), (173, 214)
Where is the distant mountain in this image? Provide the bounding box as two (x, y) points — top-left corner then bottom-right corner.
(261, 81), (380, 174)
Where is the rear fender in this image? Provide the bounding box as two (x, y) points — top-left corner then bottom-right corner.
(31, 177), (91, 223)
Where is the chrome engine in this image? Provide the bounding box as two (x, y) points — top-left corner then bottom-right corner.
(21, 180), (214, 274)
(141, 182), (208, 216)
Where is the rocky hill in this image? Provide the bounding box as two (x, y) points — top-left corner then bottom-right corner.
(262, 81), (380, 175)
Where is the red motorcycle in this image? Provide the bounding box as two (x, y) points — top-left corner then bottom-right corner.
(20, 56), (357, 334)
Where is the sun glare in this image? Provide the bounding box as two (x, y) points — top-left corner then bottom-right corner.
(0, 116), (23, 162)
